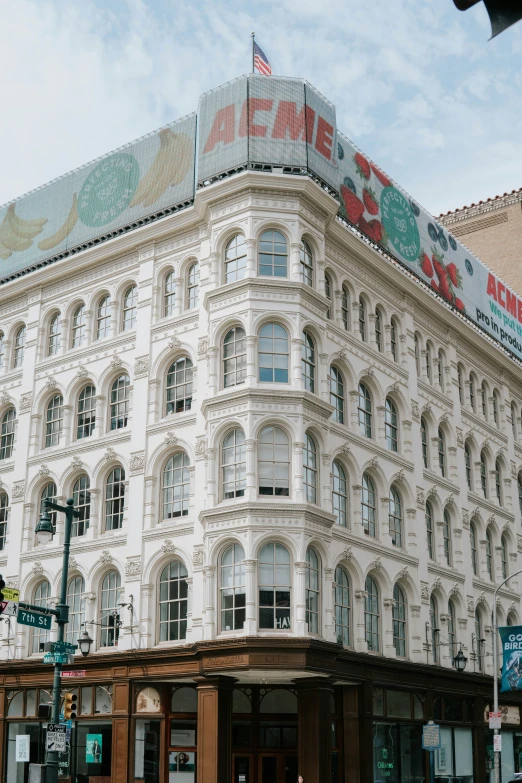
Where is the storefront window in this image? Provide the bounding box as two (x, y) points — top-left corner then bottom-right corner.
(485, 729), (522, 783)
(135, 719), (162, 783)
(6, 723), (45, 782)
(436, 726), (473, 782)
(73, 721), (112, 780)
(373, 722), (424, 782)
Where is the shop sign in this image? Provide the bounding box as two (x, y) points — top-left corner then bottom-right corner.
(15, 735), (30, 762)
(86, 734), (102, 764)
(46, 724), (67, 753)
(485, 704), (521, 724)
(61, 670), (86, 678)
(489, 711), (502, 729)
(422, 721), (441, 750)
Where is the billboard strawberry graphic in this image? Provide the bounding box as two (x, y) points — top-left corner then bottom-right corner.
(354, 152), (371, 180)
(363, 187), (379, 215)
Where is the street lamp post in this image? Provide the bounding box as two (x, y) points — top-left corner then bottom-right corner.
(492, 567), (522, 783)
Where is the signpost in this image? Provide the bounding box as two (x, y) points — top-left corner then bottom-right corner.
(489, 711), (502, 730)
(43, 653), (73, 665)
(422, 721), (441, 783)
(0, 600), (19, 617)
(17, 608), (52, 630)
(46, 725), (67, 754)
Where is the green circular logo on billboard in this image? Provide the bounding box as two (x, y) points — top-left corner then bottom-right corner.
(380, 186), (420, 263)
(78, 153), (139, 228)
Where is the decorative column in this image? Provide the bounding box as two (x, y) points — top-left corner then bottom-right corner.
(324, 568), (335, 641)
(292, 338), (303, 388)
(448, 445), (458, 482)
(203, 565), (216, 639)
(349, 390), (360, 431)
(59, 319), (68, 355)
(322, 453), (332, 511)
(352, 484), (363, 535)
(369, 312), (377, 349)
(439, 613), (451, 666)
(196, 676), (235, 783)
(87, 488), (101, 538)
(185, 577), (194, 640)
(95, 395), (106, 438)
(22, 503), (35, 552)
(244, 559), (257, 634)
(296, 678), (334, 783)
(382, 597), (397, 658)
(294, 561), (308, 635)
(319, 353), (329, 401)
(402, 419), (413, 460)
(209, 253), (219, 287)
(351, 301), (361, 334)
(83, 310), (93, 345)
(290, 242), (301, 280)
(62, 405), (72, 446)
(420, 350), (429, 382)
(245, 239), (256, 278)
(246, 336), (257, 387)
(380, 497), (394, 548)
(110, 299), (119, 338)
(354, 590), (368, 652)
(147, 379), (160, 424)
(384, 323), (393, 358)
(406, 508), (418, 556)
(139, 584), (153, 649)
(206, 449), (217, 507)
(376, 405), (386, 448)
(29, 414), (42, 455)
(245, 439), (256, 502)
(293, 442), (305, 503)
(207, 347), (219, 397)
(453, 527), (463, 569)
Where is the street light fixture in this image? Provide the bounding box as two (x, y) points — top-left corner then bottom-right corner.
(453, 647), (468, 673)
(35, 506), (53, 545)
(77, 629), (93, 657)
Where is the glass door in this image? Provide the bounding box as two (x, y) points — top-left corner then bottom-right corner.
(258, 753), (297, 783)
(233, 753), (254, 783)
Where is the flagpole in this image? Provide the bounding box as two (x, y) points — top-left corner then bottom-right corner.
(251, 31), (255, 73)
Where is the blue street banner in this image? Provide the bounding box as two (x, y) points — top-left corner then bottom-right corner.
(499, 626), (522, 692)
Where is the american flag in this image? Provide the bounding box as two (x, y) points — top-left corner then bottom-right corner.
(254, 42), (272, 75)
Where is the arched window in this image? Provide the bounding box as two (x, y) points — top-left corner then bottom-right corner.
(96, 295), (111, 339)
(470, 522), (478, 575)
(0, 493), (8, 550)
(163, 453), (190, 518)
(258, 426), (289, 497)
(66, 576), (85, 644)
(329, 366), (344, 424)
(72, 304), (86, 348)
(443, 510), (451, 566)
(259, 230), (287, 277)
(166, 358), (193, 414)
(480, 451), (488, 497)
(426, 502), (434, 559)
(448, 600), (456, 660)
(220, 544), (246, 631)
(437, 428), (445, 477)
(303, 434), (317, 504)
(72, 475), (90, 537)
(501, 534), (508, 580)
(299, 240), (313, 286)
(45, 395), (63, 448)
(389, 487), (402, 547)
(425, 343), (432, 382)
(390, 318), (398, 362)
(375, 309), (383, 352)
(361, 473), (376, 537)
(40, 483), (57, 533)
(430, 596), (439, 664)
(164, 271), (176, 317)
(508, 613), (517, 627)
(110, 374), (130, 430)
(438, 350), (444, 390)
(464, 442), (472, 490)
(518, 473), (522, 515)
(358, 297), (366, 341)
(122, 285), (137, 330)
(0, 332), (5, 369)
(414, 334), (420, 376)
(458, 366), (464, 405)
(259, 542), (291, 630)
(222, 429), (246, 499)
(32, 581), (50, 653)
(225, 234), (247, 283)
(301, 332), (315, 393)
(357, 383), (372, 438)
(223, 327), (246, 388)
(341, 286), (349, 331)
(100, 570), (121, 647)
(48, 314), (61, 356)
(421, 417), (428, 469)
(159, 561), (188, 641)
(258, 324), (289, 383)
(105, 466), (125, 531)
(485, 529), (493, 580)
(187, 262), (199, 309)
(385, 398), (398, 452)
(332, 460), (347, 527)
(306, 547), (320, 634)
(334, 566), (350, 646)
(392, 584), (406, 657)
(493, 391), (499, 427)
(469, 374), (476, 411)
(495, 459), (502, 504)
(77, 385), (96, 439)
(364, 576), (379, 651)
(324, 273), (332, 319)
(13, 325), (25, 368)
(0, 408), (16, 460)
(481, 381), (488, 419)
(512, 402), (518, 441)
(475, 610), (483, 672)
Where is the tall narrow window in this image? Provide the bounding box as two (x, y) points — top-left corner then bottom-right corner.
(0, 493), (8, 550)
(324, 273), (332, 319)
(163, 453), (190, 518)
(301, 332), (315, 393)
(458, 366), (464, 405)
(480, 451), (488, 497)
(258, 324), (289, 383)
(0, 332), (5, 369)
(259, 230), (287, 277)
(221, 544), (246, 631)
(122, 285), (137, 330)
(105, 467), (125, 531)
(66, 576), (85, 645)
(332, 460), (347, 527)
(493, 391), (499, 427)
(443, 510), (451, 566)
(390, 319), (398, 362)
(77, 385), (96, 439)
(465, 442), (472, 490)
(334, 566), (350, 646)
(470, 522), (478, 576)
(361, 473), (376, 537)
(299, 241), (313, 286)
(96, 295), (111, 339)
(72, 304), (86, 348)
(389, 487), (402, 547)
(475, 610), (483, 672)
(469, 374), (476, 411)
(375, 309), (382, 352)
(303, 434), (317, 504)
(518, 473), (522, 515)
(392, 584), (406, 657)
(32, 581), (51, 653)
(448, 600), (456, 660)
(437, 428), (445, 477)
(426, 502), (434, 559)
(110, 374), (130, 430)
(72, 475), (90, 537)
(385, 398), (398, 452)
(495, 460), (502, 504)
(364, 576), (379, 652)
(225, 235), (247, 283)
(359, 298), (366, 341)
(425, 344), (432, 382)
(45, 395), (63, 448)
(100, 570), (121, 647)
(341, 286), (349, 330)
(330, 366), (344, 424)
(0, 408), (16, 460)
(258, 542), (291, 630)
(258, 426), (289, 497)
(358, 383), (372, 438)
(512, 402), (518, 441)
(187, 262), (199, 309)
(421, 417), (428, 469)
(222, 429), (246, 499)
(164, 271), (176, 316)
(159, 561), (188, 641)
(438, 350), (444, 390)
(13, 325), (25, 367)
(430, 596), (439, 664)
(485, 530), (493, 580)
(501, 535), (508, 580)
(481, 381), (488, 419)
(305, 547), (320, 634)
(223, 327), (246, 388)
(414, 335), (420, 376)
(48, 314), (61, 356)
(165, 357), (193, 415)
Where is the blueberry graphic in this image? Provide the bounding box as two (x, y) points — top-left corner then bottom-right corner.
(428, 223), (439, 242)
(337, 142), (345, 160)
(409, 200), (420, 217)
(343, 176), (357, 194)
(438, 231), (448, 252)
(465, 259), (473, 276)
(449, 235), (457, 251)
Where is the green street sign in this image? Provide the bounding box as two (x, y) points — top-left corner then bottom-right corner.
(51, 641), (77, 654)
(17, 608), (52, 630)
(43, 652), (71, 665)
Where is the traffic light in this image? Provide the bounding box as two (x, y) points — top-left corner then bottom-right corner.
(63, 691), (77, 720)
(453, 0), (522, 37)
(0, 574), (5, 616)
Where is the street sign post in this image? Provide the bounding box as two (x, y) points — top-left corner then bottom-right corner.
(422, 721), (441, 783)
(489, 711), (502, 730)
(43, 653), (73, 665)
(17, 608), (52, 630)
(46, 724), (67, 754)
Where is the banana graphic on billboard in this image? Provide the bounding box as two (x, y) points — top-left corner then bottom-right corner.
(38, 194), (78, 251)
(130, 129), (193, 208)
(0, 204), (47, 259)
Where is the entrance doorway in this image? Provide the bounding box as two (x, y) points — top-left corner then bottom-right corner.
(259, 753), (298, 783)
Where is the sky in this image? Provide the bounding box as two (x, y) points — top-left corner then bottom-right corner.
(1, 0), (522, 216)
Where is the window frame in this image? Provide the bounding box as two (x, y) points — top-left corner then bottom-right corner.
(305, 547), (320, 634)
(258, 230), (288, 277)
(385, 398), (398, 452)
(357, 383), (372, 438)
(258, 542), (291, 631)
(71, 304), (86, 348)
(223, 326), (247, 389)
(48, 313), (61, 356)
(301, 331), (315, 393)
(13, 325), (26, 368)
(299, 240), (313, 286)
(225, 234), (247, 284)
(187, 262), (199, 310)
(162, 452), (190, 519)
(331, 459), (347, 527)
(166, 357), (193, 414)
(77, 384), (96, 440)
(258, 323), (289, 384)
(96, 295), (112, 340)
(45, 394), (64, 448)
(105, 466), (125, 531)
(222, 429), (246, 500)
(329, 366), (344, 424)
(334, 565), (350, 646)
(392, 584), (406, 657)
(258, 426), (290, 498)
(122, 285), (138, 331)
(220, 543), (246, 632)
(110, 374), (130, 430)
(159, 560), (189, 642)
(364, 576), (379, 652)
(388, 486), (402, 547)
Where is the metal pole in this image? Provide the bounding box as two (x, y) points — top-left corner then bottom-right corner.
(251, 31), (255, 73)
(429, 750), (435, 783)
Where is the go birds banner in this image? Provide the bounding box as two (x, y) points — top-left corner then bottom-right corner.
(499, 627), (522, 692)
(1, 74), (522, 365)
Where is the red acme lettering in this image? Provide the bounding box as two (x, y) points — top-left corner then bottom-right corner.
(203, 100), (334, 162)
(487, 273), (522, 323)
